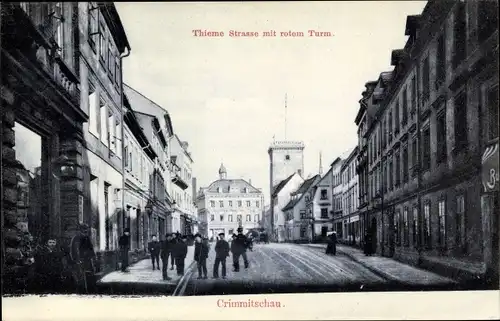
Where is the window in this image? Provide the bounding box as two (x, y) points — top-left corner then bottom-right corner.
(411, 76), (417, 116)
(99, 21), (106, 65)
(424, 202), (431, 249)
(438, 199), (446, 249)
(422, 56), (430, 102)
(454, 91), (468, 151)
(254, 214), (259, 222)
(210, 201), (215, 207)
(388, 158), (393, 190)
(486, 84), (499, 141)
(402, 88), (408, 125)
(456, 194), (466, 251)
(115, 119), (122, 158)
(87, 2), (98, 51)
(88, 87), (98, 136)
(238, 201), (242, 207)
(108, 39), (115, 81)
(124, 137), (129, 169)
(54, 2), (64, 57)
(320, 189), (327, 200)
(388, 112), (393, 141)
(411, 138), (418, 171)
(256, 201), (260, 207)
(246, 215), (251, 222)
(436, 110), (447, 163)
(412, 206), (419, 248)
(237, 215), (242, 222)
(382, 120), (386, 148)
(219, 200), (223, 207)
(321, 208), (328, 219)
(402, 147), (409, 183)
(395, 101), (400, 134)
(246, 201), (251, 207)
(99, 101), (108, 146)
(453, 3), (466, 69)
(108, 113), (115, 153)
(220, 215), (224, 222)
(422, 126), (431, 171)
(104, 182), (110, 250)
(403, 207), (409, 246)
(229, 200), (233, 207)
(285, 155), (290, 160)
(395, 151), (401, 187)
(228, 215), (233, 222)
(436, 33), (446, 87)
(210, 215), (214, 221)
(395, 210), (401, 245)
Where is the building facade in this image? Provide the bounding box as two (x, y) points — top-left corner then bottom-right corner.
(268, 140), (305, 239)
(337, 147), (359, 245)
(270, 172), (304, 242)
(308, 169), (334, 241)
(199, 164), (264, 239)
(355, 0), (498, 283)
(1, 2), (132, 289)
(169, 134), (196, 235)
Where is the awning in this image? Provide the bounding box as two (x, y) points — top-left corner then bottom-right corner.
(482, 141), (499, 192)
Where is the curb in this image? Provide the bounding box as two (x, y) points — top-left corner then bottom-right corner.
(302, 244), (401, 283)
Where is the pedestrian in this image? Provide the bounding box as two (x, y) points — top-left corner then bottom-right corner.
(160, 233), (173, 280)
(194, 233), (209, 279)
(364, 230), (372, 256)
(213, 232), (230, 279)
(330, 231), (337, 255)
(68, 223), (96, 294)
(169, 233), (178, 270)
(175, 235), (188, 275)
(148, 234), (161, 271)
(231, 227), (249, 272)
(33, 237), (66, 293)
(119, 228), (130, 272)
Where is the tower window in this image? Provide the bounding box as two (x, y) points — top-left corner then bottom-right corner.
(285, 155), (290, 160)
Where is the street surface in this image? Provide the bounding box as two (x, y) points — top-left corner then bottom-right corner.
(95, 242), (458, 295)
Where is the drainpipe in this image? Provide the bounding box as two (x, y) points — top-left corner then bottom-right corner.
(120, 46), (131, 245)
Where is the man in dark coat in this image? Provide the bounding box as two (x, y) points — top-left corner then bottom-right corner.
(68, 224), (96, 293)
(118, 228), (130, 272)
(325, 231), (337, 255)
(193, 233), (209, 279)
(169, 233), (178, 270)
(148, 234), (161, 270)
(160, 233), (173, 280)
(174, 235), (188, 275)
(231, 227), (249, 272)
(213, 232), (230, 279)
(33, 237), (67, 293)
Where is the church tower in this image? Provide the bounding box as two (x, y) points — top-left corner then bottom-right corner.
(219, 163), (227, 180)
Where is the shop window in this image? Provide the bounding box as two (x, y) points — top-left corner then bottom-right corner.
(423, 202), (432, 249)
(438, 199), (447, 249)
(456, 194), (466, 252)
(14, 122), (45, 240)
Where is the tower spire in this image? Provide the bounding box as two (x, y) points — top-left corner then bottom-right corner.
(319, 151), (323, 175)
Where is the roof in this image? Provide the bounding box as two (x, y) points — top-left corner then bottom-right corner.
(123, 84), (174, 137)
(100, 3), (131, 53)
(205, 179), (262, 194)
(283, 174), (320, 211)
(271, 173), (296, 197)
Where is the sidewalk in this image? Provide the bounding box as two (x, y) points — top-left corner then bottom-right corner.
(97, 245), (195, 286)
(303, 243), (457, 286)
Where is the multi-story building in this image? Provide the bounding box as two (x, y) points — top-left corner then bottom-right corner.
(337, 147), (359, 245)
(268, 140), (305, 240)
(78, 2), (131, 273)
(282, 174), (321, 242)
(198, 164), (264, 239)
(308, 168), (334, 241)
(270, 172), (304, 242)
(355, 0), (498, 283)
(1, 2), (131, 289)
(331, 157), (345, 235)
(122, 94), (157, 255)
(169, 134), (196, 235)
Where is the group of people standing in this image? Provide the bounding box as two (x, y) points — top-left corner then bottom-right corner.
(147, 232), (190, 281)
(146, 227), (252, 280)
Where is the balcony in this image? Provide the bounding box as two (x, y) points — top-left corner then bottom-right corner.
(172, 175), (188, 190)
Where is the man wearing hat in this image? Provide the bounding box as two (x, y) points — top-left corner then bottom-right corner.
(193, 233), (209, 279)
(118, 228), (131, 272)
(231, 227), (249, 272)
(214, 232), (230, 279)
(160, 233), (173, 280)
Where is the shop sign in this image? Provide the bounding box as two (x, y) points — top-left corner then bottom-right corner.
(482, 141), (499, 193)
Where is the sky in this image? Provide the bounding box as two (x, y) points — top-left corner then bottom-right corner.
(115, 1), (427, 205)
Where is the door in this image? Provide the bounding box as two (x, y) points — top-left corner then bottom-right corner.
(371, 217), (377, 253)
(388, 209), (395, 257)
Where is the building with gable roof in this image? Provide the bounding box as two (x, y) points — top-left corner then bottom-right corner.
(197, 164), (264, 239)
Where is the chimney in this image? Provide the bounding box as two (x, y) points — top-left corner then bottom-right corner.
(249, 179), (252, 185)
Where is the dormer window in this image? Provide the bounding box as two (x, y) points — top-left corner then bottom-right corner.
(285, 155), (290, 160)
(217, 187), (221, 193)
